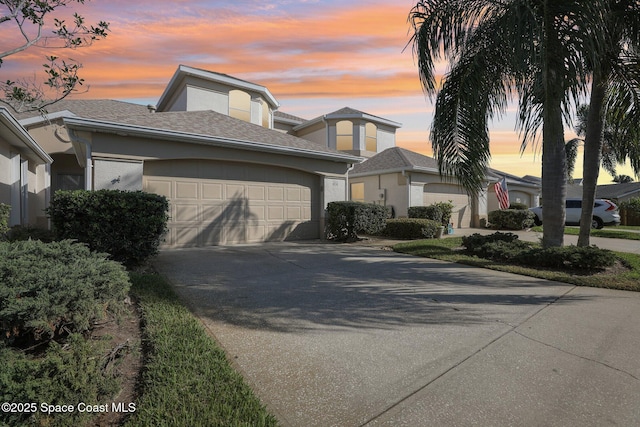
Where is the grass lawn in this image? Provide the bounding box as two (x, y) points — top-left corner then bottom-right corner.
(394, 237), (640, 292)
(531, 225), (640, 240)
(124, 273), (278, 427)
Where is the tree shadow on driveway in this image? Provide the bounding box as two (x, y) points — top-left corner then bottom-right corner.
(154, 241), (591, 333)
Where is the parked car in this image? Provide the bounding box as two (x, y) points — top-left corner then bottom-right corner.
(529, 198), (621, 229)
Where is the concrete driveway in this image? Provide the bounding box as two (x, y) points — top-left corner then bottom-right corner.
(154, 241), (640, 426)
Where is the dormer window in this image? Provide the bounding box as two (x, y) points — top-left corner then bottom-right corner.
(365, 123), (377, 152)
(336, 120), (353, 151)
(229, 89), (251, 122)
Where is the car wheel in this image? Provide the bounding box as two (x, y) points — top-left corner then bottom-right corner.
(591, 217), (604, 229)
(533, 215), (542, 226)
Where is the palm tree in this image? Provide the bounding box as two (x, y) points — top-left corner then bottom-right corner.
(613, 175), (635, 183)
(576, 0), (640, 247)
(565, 105), (620, 182)
(409, 0), (605, 248)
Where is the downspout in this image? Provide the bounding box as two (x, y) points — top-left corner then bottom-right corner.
(403, 169), (411, 213)
(69, 129), (93, 190)
(345, 163), (355, 200)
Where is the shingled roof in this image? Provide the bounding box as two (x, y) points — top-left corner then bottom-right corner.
(351, 147), (438, 175)
(15, 99), (151, 122)
(40, 100), (360, 161)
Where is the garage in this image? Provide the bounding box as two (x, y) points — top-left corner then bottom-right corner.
(144, 159), (320, 247)
(424, 183), (471, 228)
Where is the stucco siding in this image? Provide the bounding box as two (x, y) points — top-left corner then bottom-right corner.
(94, 158), (143, 191)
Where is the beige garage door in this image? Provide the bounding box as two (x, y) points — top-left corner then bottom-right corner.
(144, 159), (320, 247)
(424, 183), (471, 228)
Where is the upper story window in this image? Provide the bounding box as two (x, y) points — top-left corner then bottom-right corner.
(336, 120), (353, 151)
(261, 99), (270, 128)
(365, 122), (377, 152)
(229, 89), (251, 123)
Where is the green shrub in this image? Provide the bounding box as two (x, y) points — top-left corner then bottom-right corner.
(488, 209), (535, 230)
(384, 218), (441, 239)
(528, 246), (617, 270)
(620, 197), (640, 225)
(0, 203), (10, 238)
(409, 201), (454, 226)
(325, 201), (388, 241)
(0, 334), (120, 427)
(470, 239), (532, 261)
(620, 197), (640, 216)
(462, 232), (520, 253)
(7, 225), (55, 242)
(461, 233), (616, 271)
(509, 202), (528, 210)
(0, 240), (130, 344)
(47, 190), (169, 267)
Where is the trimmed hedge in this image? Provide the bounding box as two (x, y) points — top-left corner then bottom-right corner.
(47, 190), (169, 267)
(488, 209), (535, 230)
(462, 232), (617, 271)
(0, 203), (10, 238)
(408, 201), (454, 226)
(0, 239), (130, 344)
(325, 201), (388, 241)
(384, 218), (441, 239)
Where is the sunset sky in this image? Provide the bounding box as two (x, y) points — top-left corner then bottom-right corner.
(2, 0), (635, 182)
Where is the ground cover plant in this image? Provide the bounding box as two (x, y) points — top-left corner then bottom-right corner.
(0, 240), (132, 427)
(393, 234), (640, 291)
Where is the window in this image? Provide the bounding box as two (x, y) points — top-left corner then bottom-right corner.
(336, 120), (353, 151)
(350, 182), (365, 202)
(229, 89), (251, 123)
(261, 99), (270, 128)
(365, 123), (377, 152)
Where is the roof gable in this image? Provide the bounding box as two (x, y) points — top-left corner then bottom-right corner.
(156, 65), (279, 112)
(351, 147), (437, 175)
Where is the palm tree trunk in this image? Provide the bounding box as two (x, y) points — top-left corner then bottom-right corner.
(578, 74), (607, 246)
(541, 2), (567, 248)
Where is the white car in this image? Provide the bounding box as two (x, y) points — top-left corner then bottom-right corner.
(529, 198), (621, 229)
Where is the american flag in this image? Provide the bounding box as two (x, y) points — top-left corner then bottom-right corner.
(495, 177), (510, 210)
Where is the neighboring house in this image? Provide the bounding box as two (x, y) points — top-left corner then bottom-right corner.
(564, 181), (640, 204)
(595, 182), (640, 204)
(349, 147), (540, 228)
(0, 107), (52, 228)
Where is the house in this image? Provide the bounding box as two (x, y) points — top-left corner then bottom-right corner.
(0, 107), (52, 228)
(349, 147), (540, 227)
